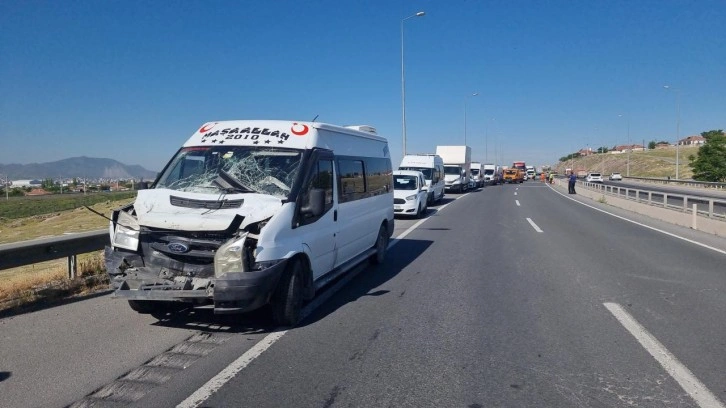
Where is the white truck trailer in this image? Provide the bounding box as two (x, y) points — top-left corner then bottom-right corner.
(470, 162), (484, 187)
(436, 145), (471, 193)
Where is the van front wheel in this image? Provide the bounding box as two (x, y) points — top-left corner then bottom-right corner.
(271, 259), (304, 326)
(370, 224), (388, 265)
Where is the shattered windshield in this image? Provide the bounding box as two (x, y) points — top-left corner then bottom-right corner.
(155, 146), (303, 198)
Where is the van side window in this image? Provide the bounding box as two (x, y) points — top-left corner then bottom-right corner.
(365, 157), (392, 196)
(434, 165), (443, 183)
(298, 159), (334, 226)
(338, 159), (365, 202)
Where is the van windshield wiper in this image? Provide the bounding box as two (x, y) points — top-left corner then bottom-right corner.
(214, 169), (254, 193)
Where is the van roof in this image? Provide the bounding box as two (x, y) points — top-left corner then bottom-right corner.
(184, 120), (386, 150)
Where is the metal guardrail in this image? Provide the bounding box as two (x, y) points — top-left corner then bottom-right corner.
(582, 182), (726, 220)
(0, 230), (108, 278)
(624, 176), (726, 190)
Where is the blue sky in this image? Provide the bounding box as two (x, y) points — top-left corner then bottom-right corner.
(1, 0), (724, 171)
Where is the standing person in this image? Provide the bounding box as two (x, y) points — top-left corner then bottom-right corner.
(568, 173), (577, 194)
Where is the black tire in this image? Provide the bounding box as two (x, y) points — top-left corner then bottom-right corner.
(271, 259), (304, 326)
(128, 299), (157, 314)
(416, 203), (425, 219)
(370, 224), (388, 265)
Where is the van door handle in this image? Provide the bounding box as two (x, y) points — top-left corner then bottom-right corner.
(334, 210), (338, 221)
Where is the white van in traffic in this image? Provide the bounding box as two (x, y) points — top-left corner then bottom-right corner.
(398, 154), (445, 204)
(392, 170), (428, 218)
(105, 120), (394, 325)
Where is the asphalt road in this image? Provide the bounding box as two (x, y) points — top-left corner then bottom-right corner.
(1, 183), (724, 408)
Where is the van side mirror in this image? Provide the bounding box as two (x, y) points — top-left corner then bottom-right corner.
(301, 188), (325, 217)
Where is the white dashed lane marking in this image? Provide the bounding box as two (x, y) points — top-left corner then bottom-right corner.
(526, 217), (543, 233)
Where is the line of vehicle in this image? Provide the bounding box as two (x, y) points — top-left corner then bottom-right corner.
(549, 185), (726, 256)
(526, 217), (543, 233)
(176, 192), (463, 408)
(603, 302), (725, 408)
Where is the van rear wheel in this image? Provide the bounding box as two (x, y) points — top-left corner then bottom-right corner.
(370, 224), (388, 265)
(271, 259), (304, 326)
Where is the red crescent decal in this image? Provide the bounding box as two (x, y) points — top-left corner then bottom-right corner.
(291, 123), (309, 136)
(199, 123), (217, 133)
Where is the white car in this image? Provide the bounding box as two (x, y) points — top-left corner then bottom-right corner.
(609, 172), (623, 181)
(393, 170), (428, 218)
(586, 172), (604, 183)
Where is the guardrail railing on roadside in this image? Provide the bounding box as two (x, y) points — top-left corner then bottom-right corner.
(582, 182), (726, 220)
(624, 176), (726, 190)
(0, 230), (108, 278)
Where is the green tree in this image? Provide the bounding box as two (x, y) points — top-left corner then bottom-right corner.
(648, 141), (657, 149)
(559, 152), (581, 162)
(689, 130), (726, 182)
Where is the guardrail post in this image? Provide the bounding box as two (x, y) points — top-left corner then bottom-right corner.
(683, 196), (688, 212)
(68, 255), (77, 280)
(709, 200), (714, 218)
(692, 204), (698, 229)
(663, 193), (668, 209)
(647, 191), (651, 205)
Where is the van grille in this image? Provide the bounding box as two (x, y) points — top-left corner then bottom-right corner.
(394, 198), (406, 204)
(170, 195), (243, 209)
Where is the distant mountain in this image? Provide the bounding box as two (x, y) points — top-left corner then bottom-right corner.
(0, 157), (158, 180)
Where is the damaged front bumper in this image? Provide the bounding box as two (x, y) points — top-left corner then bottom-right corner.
(105, 246), (288, 314)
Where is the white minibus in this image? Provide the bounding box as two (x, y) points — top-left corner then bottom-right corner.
(398, 154), (445, 204)
(105, 120), (394, 325)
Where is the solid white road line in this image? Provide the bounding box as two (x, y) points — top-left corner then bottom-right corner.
(603, 302), (725, 408)
(548, 185), (726, 256)
(515, 200), (521, 207)
(177, 198), (448, 407)
(526, 217), (543, 233)
(177, 330), (288, 408)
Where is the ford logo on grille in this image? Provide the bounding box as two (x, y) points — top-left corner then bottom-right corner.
(167, 242), (190, 253)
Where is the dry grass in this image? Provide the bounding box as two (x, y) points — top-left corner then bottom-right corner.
(0, 251), (109, 312)
(555, 145), (700, 179)
(0, 198), (132, 312)
(0, 198), (132, 244)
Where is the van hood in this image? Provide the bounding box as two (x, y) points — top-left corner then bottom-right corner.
(393, 189), (419, 200)
(133, 189), (282, 231)
(444, 174), (462, 182)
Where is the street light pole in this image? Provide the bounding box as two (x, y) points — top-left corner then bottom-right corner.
(464, 92), (478, 145)
(664, 85), (681, 179)
(401, 11), (425, 157)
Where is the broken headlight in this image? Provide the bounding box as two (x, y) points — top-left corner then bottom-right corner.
(214, 233), (248, 277)
(112, 211), (140, 251)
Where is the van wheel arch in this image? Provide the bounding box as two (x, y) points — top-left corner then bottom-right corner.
(370, 222), (389, 265)
(290, 254), (314, 301)
(271, 257), (307, 326)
